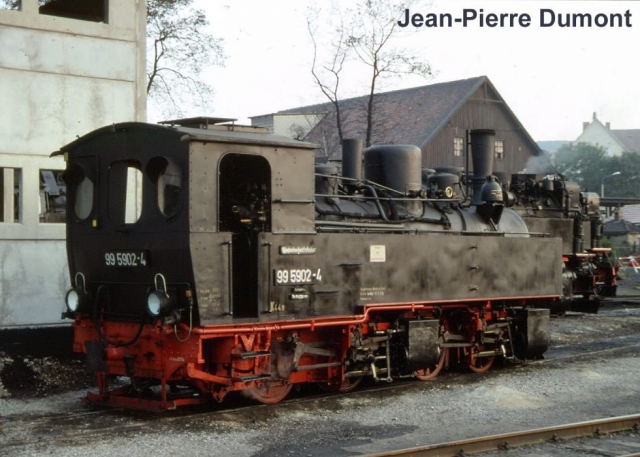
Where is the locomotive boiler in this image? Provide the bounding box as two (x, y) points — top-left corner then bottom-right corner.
(56, 119), (573, 410)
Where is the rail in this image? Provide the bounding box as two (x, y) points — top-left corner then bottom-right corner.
(366, 414), (640, 457)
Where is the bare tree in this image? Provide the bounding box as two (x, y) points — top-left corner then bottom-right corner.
(348, 0), (432, 146)
(308, 0), (432, 147)
(147, 0), (225, 117)
(308, 5), (349, 144)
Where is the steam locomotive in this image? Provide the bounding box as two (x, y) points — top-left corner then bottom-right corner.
(55, 119), (615, 410)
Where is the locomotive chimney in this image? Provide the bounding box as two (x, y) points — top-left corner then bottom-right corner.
(469, 129), (496, 205)
(342, 139), (363, 182)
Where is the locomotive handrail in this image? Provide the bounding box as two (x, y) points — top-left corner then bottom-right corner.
(273, 199), (316, 204)
(223, 240), (233, 316)
(316, 193), (464, 203)
(315, 220), (406, 229)
(315, 221), (543, 238)
(324, 174), (406, 197)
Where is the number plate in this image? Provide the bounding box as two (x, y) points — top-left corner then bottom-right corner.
(274, 268), (322, 285)
(105, 250), (149, 268)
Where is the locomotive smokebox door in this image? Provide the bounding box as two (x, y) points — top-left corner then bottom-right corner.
(406, 319), (440, 372)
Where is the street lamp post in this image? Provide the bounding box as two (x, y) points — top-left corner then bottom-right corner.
(601, 171), (621, 198)
(601, 171), (621, 216)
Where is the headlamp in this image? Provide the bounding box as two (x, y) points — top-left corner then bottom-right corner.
(65, 285), (88, 315)
(147, 290), (171, 317)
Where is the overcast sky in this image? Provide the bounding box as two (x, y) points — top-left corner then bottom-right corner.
(170, 0), (640, 142)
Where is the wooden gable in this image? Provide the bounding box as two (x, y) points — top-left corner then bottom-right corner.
(423, 80), (539, 174)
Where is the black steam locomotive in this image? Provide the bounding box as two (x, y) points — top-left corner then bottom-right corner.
(55, 119), (614, 410)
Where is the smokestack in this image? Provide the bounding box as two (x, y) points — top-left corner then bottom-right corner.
(469, 129), (496, 205)
(342, 139), (363, 182)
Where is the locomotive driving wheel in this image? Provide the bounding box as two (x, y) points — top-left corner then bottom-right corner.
(248, 380), (293, 404)
(467, 345), (495, 373)
(414, 347), (447, 381)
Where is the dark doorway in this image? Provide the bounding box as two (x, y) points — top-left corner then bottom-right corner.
(218, 154), (271, 318)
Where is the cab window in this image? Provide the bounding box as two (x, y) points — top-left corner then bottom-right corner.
(147, 157), (182, 218)
(64, 163), (94, 222)
(108, 160), (142, 224)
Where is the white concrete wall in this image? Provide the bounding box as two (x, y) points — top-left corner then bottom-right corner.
(250, 114), (274, 131)
(251, 113), (325, 139)
(274, 114), (324, 139)
(0, 0), (146, 327)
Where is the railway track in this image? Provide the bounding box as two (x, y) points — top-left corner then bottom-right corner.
(2, 304), (640, 454)
(2, 329), (640, 453)
(366, 414), (640, 457)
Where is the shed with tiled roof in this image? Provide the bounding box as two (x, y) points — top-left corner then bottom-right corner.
(604, 218), (640, 237)
(252, 76), (541, 175)
(609, 204), (640, 225)
(603, 210), (640, 252)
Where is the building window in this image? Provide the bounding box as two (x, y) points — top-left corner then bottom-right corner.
(495, 140), (504, 159)
(453, 137), (464, 157)
(39, 0), (107, 23)
(0, 1), (21, 10)
(40, 170), (66, 223)
(0, 168), (22, 223)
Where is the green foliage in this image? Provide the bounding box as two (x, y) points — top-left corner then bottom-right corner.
(554, 143), (640, 197)
(610, 152), (640, 198)
(554, 142), (607, 192)
(601, 236), (614, 248)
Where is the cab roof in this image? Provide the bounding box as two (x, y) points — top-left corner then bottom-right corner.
(52, 121), (319, 157)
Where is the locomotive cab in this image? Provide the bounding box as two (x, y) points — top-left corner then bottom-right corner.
(57, 119), (318, 328)
(58, 124), (194, 330)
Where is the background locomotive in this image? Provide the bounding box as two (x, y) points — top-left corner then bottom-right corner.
(506, 172), (616, 313)
(55, 119), (613, 410)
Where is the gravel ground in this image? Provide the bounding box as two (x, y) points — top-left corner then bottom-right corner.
(1, 301), (640, 456)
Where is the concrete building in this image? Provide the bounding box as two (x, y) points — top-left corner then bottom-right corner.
(250, 113), (325, 140)
(576, 113), (640, 156)
(0, 0), (146, 327)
